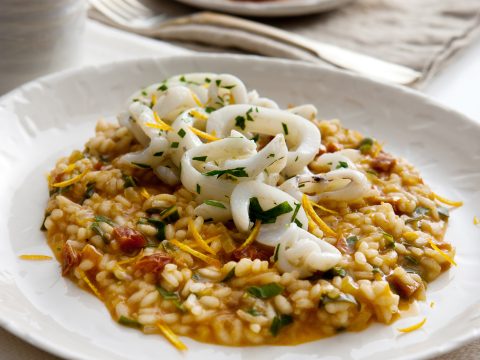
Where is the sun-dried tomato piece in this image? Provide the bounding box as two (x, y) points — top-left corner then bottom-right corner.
(230, 244), (273, 262)
(134, 252), (172, 274)
(112, 226), (146, 253)
(371, 152), (396, 173)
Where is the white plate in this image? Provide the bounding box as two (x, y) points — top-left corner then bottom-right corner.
(1, 54), (480, 360)
(174, 0), (355, 17)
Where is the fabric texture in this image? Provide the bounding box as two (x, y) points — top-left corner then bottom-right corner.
(89, 0), (480, 86)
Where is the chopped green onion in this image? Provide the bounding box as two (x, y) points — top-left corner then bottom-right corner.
(336, 161), (349, 169)
(156, 286), (184, 311)
(171, 142), (179, 149)
(205, 107), (215, 114)
(157, 84), (168, 92)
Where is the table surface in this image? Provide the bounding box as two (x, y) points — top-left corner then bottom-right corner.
(1, 19), (479, 360)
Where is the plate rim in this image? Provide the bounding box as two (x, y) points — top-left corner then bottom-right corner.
(173, 0), (356, 17)
(0, 53), (479, 360)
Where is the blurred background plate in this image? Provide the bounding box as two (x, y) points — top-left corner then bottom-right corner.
(173, 0), (355, 17)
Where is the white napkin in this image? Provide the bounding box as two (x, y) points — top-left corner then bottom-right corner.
(89, 0), (480, 85)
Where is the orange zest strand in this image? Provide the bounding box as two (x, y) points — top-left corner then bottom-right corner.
(430, 301), (435, 308)
(433, 193), (463, 207)
(78, 268), (103, 300)
(140, 187), (151, 199)
(188, 126), (219, 142)
(52, 171), (87, 188)
(170, 239), (220, 267)
(302, 195), (337, 237)
(310, 202), (338, 215)
(429, 240), (457, 266)
(62, 163), (76, 174)
(151, 94), (157, 106)
(117, 250), (144, 266)
(153, 112), (172, 131)
(474, 216), (480, 225)
(397, 317), (426, 333)
(19, 254), (52, 261)
(189, 110), (209, 121)
(157, 322), (187, 351)
(205, 234), (222, 244)
(238, 220), (261, 250)
(190, 91), (203, 107)
(188, 218), (216, 255)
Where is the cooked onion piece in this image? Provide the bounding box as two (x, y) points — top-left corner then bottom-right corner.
(206, 105), (321, 176)
(276, 223), (341, 277)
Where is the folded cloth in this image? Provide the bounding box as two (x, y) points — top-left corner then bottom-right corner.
(89, 0), (480, 86)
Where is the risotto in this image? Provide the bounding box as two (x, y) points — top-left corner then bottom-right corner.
(41, 73), (458, 349)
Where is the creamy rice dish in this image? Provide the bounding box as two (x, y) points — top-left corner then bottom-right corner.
(42, 73), (457, 349)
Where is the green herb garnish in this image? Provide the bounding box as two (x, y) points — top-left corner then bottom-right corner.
(171, 142), (179, 149)
(246, 283), (284, 299)
(153, 151), (164, 157)
(282, 123), (288, 135)
(273, 244), (280, 262)
(204, 200), (226, 209)
(358, 137), (374, 154)
(221, 267), (235, 282)
(336, 161), (348, 169)
(178, 128), (186, 138)
(203, 167), (248, 179)
(249, 197), (293, 224)
(196, 184), (201, 194)
(156, 286), (184, 311)
(84, 182), (96, 201)
(118, 316), (142, 328)
(131, 162), (151, 169)
(122, 174), (137, 188)
(235, 115), (246, 130)
(270, 314), (293, 336)
(246, 308), (262, 317)
(193, 156), (207, 162)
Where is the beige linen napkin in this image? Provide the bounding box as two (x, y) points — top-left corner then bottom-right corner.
(90, 0), (480, 86)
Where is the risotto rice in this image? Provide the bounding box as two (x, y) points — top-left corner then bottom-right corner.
(41, 73), (457, 348)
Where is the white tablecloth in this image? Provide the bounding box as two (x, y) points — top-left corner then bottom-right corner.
(1, 18), (479, 360)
